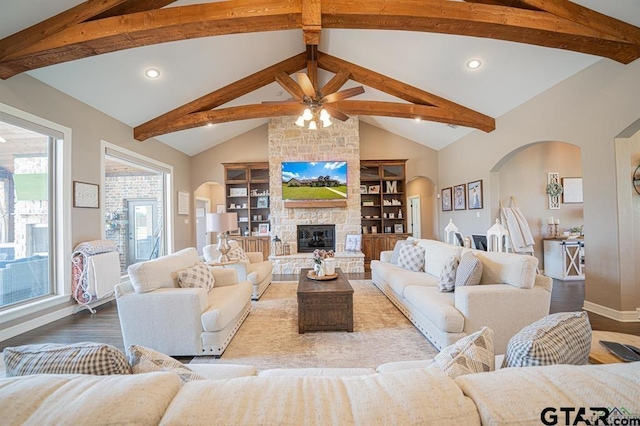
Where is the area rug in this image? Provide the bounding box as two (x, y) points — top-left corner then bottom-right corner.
(190, 280), (438, 371)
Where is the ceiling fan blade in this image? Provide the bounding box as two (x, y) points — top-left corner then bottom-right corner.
(261, 100), (298, 105)
(323, 86), (365, 104)
(296, 72), (317, 98)
(323, 105), (349, 122)
(320, 70), (350, 99)
(275, 72), (305, 101)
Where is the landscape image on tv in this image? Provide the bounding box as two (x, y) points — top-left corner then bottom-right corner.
(282, 161), (348, 200)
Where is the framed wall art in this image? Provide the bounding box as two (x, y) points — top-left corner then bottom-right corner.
(368, 185), (380, 194)
(73, 181), (99, 208)
(562, 177), (583, 203)
(453, 184), (466, 210)
(441, 187), (452, 211)
(467, 180), (483, 210)
(258, 223), (270, 236)
(257, 196), (269, 208)
(177, 190), (189, 215)
(345, 234), (362, 252)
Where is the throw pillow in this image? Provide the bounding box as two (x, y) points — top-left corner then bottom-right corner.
(390, 239), (415, 265)
(438, 255), (460, 292)
(455, 252), (483, 287)
(3, 342), (131, 377)
(127, 345), (205, 383)
(227, 240), (249, 262)
(433, 327), (495, 379)
(176, 262), (214, 291)
(396, 244), (425, 272)
(502, 311), (592, 368)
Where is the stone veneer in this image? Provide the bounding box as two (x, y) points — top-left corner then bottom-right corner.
(268, 116), (364, 273)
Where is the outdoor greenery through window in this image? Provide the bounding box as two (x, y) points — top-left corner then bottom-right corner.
(0, 120), (54, 309)
(104, 148), (169, 274)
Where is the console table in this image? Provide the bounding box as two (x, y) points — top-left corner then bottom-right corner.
(543, 238), (585, 280)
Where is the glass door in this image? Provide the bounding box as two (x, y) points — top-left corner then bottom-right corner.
(126, 199), (159, 267)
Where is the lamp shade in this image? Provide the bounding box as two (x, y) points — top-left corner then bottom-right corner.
(206, 212), (238, 233)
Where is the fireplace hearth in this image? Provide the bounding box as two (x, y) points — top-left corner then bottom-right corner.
(297, 225), (335, 253)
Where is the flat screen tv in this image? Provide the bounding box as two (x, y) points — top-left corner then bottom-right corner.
(282, 161), (348, 201)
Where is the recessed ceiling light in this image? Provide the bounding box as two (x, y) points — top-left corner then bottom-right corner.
(466, 59), (482, 70)
(144, 68), (160, 79)
(0, 136), (6, 143)
(206, 123), (214, 128)
(414, 118), (422, 123)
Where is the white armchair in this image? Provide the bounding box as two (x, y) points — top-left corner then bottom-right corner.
(203, 243), (273, 300)
(115, 248), (252, 356)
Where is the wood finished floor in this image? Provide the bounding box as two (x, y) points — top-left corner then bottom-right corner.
(1, 275), (638, 360)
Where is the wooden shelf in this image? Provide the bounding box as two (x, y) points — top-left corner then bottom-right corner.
(224, 162), (270, 243)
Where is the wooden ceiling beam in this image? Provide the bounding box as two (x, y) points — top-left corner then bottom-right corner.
(320, 70), (350, 97)
(0, 0), (128, 61)
(320, 0), (640, 63)
(134, 52), (307, 141)
(91, 0), (178, 21)
(306, 44), (319, 90)
(462, 0), (540, 11)
(145, 104), (304, 136)
(302, 0), (322, 45)
(318, 51), (494, 131)
(275, 72), (307, 101)
(331, 100), (495, 132)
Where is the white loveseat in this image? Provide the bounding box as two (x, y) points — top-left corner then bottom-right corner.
(203, 242), (273, 300)
(371, 239), (552, 354)
(115, 248), (252, 356)
(0, 361), (637, 425)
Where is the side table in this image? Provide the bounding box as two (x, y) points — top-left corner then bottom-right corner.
(589, 330), (640, 364)
(207, 259), (239, 267)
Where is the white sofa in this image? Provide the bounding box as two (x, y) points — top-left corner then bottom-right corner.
(203, 243), (273, 300)
(371, 239), (553, 354)
(115, 248), (252, 356)
(0, 361), (637, 425)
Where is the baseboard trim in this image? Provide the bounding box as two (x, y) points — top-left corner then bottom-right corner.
(583, 301), (640, 322)
(0, 306), (75, 342)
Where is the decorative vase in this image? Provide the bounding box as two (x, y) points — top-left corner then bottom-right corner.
(314, 262), (325, 277)
(324, 258), (336, 275)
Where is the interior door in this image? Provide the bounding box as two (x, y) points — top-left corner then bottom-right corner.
(409, 196), (421, 239)
(127, 199), (158, 267)
(195, 199), (210, 254)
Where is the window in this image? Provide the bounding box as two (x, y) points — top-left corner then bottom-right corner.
(0, 105), (70, 313)
(103, 144), (172, 274)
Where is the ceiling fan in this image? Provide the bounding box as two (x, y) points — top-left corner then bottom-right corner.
(265, 49), (365, 129)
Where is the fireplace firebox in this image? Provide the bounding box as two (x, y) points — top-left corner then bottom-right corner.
(297, 225), (335, 253)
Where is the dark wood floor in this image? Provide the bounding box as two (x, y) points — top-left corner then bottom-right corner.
(1, 275), (638, 357)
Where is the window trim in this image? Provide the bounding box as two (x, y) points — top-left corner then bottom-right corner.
(0, 102), (72, 324)
(101, 141), (174, 257)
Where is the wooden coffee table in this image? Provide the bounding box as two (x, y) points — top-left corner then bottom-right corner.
(589, 330), (640, 364)
(297, 268), (354, 334)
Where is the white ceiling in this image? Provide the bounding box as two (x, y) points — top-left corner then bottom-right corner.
(1, 1), (639, 156)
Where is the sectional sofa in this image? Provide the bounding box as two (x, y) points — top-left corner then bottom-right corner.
(0, 361), (638, 425)
(371, 239), (553, 353)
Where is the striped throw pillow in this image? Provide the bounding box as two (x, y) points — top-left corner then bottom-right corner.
(4, 342), (131, 376)
(502, 311), (592, 368)
(455, 252), (483, 287)
(127, 345), (205, 383)
(396, 244), (425, 272)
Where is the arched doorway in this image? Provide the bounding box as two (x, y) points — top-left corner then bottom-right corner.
(406, 176), (437, 240)
(194, 181), (224, 254)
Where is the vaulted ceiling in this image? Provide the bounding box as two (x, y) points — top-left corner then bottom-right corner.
(1, 0), (639, 155)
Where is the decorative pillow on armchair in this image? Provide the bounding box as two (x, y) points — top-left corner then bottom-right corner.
(176, 262), (215, 291)
(127, 345), (205, 383)
(227, 240), (249, 262)
(396, 244), (425, 272)
(433, 327), (495, 378)
(502, 311), (592, 368)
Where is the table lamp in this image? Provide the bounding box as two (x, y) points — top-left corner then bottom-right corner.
(206, 212), (238, 262)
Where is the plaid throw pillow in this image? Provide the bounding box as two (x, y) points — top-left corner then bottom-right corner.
(176, 263), (214, 291)
(396, 244), (425, 272)
(502, 311), (592, 368)
(4, 342), (131, 377)
(227, 240), (249, 261)
(438, 255), (460, 292)
(455, 252), (483, 287)
(434, 327), (494, 378)
(390, 239), (415, 265)
(127, 345), (205, 383)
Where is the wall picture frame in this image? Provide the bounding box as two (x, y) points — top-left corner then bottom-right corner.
(229, 187), (248, 197)
(453, 184), (466, 210)
(73, 181), (99, 208)
(258, 223), (270, 236)
(467, 180), (483, 210)
(177, 190), (189, 215)
(441, 187), (452, 211)
(345, 234), (362, 252)
(257, 196), (269, 208)
(394, 223), (404, 234)
(562, 177), (583, 203)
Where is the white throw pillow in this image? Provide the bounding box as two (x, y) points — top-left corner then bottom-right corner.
(176, 262), (215, 291)
(455, 252), (483, 287)
(438, 255), (460, 292)
(433, 327), (495, 378)
(227, 240), (249, 262)
(127, 345), (205, 383)
(502, 311), (592, 368)
(390, 239), (415, 265)
(396, 244), (425, 272)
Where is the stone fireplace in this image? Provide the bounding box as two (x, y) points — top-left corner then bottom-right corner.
(267, 116), (364, 273)
(297, 225), (335, 253)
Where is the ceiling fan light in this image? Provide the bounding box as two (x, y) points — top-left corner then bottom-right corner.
(308, 120), (317, 130)
(322, 118), (332, 128)
(295, 116), (305, 127)
(320, 108), (330, 121)
(302, 108), (313, 121)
